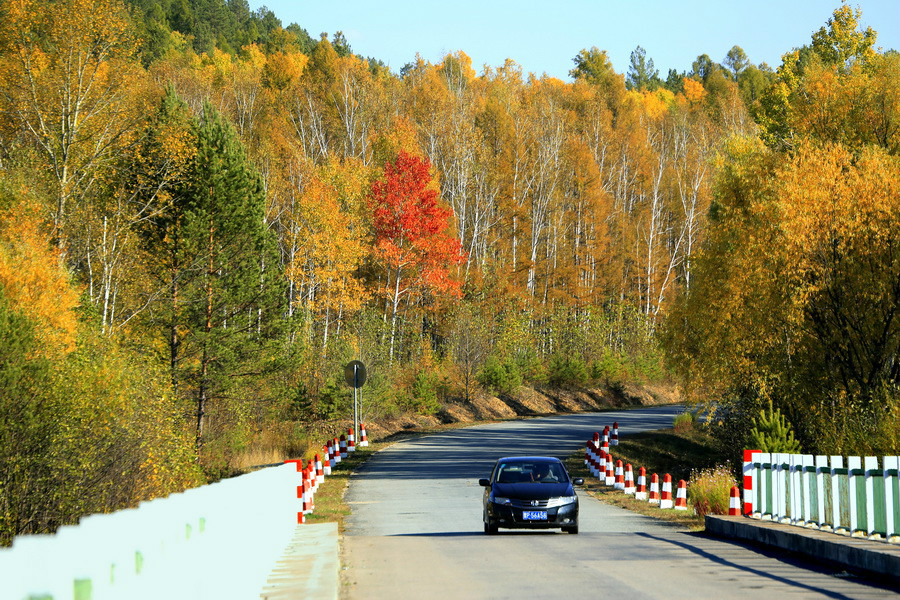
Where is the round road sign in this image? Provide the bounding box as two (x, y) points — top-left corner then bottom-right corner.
(344, 360), (367, 388)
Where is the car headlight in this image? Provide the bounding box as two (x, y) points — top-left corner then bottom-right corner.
(547, 496), (577, 507)
(492, 496), (511, 505)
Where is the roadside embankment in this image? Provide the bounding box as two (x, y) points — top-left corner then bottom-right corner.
(363, 382), (680, 443)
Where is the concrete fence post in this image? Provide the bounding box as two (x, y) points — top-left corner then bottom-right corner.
(863, 456), (878, 538)
(830, 455), (844, 532)
(848, 456), (863, 534)
(770, 453), (780, 520)
(789, 454), (801, 524)
(800, 454), (814, 525)
(815, 455), (828, 527)
(884, 456), (899, 539)
(758, 452), (771, 518)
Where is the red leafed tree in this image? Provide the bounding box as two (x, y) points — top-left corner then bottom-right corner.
(370, 151), (466, 360)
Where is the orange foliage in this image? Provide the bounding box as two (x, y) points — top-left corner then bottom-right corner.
(683, 78), (708, 105)
(0, 194), (80, 355)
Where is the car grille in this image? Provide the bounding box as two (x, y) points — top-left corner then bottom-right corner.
(508, 497), (574, 509)
(510, 498), (549, 508)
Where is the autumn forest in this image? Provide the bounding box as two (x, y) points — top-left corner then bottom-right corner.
(1, 0), (898, 543)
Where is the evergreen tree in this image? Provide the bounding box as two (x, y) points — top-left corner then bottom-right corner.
(181, 103), (282, 453)
(136, 95), (281, 454)
(626, 46), (660, 91)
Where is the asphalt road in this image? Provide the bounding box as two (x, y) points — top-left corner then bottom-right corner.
(342, 406), (899, 599)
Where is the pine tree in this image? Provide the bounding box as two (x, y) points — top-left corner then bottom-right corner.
(136, 97), (281, 455)
(181, 103), (282, 454)
(748, 401), (801, 453)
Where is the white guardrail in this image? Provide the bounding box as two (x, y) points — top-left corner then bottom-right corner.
(743, 451), (900, 542)
(0, 463), (299, 600)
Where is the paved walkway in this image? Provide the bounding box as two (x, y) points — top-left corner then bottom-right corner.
(260, 522), (339, 600)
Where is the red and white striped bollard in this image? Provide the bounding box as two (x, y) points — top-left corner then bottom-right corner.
(584, 440), (594, 475)
(315, 453), (324, 484)
(360, 423), (369, 447)
(649, 473), (660, 504)
(743, 449), (760, 515)
(332, 437), (341, 464)
(635, 466), (647, 500)
(660, 474), (673, 509)
(322, 445), (332, 475)
(729, 485), (741, 516)
(623, 463), (636, 494)
(674, 479), (688, 510)
(605, 453), (615, 486)
(611, 421), (619, 446)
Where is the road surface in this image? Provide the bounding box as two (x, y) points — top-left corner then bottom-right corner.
(342, 406), (898, 599)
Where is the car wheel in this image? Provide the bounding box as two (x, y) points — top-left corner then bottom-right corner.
(563, 525), (579, 534)
(484, 520), (498, 535)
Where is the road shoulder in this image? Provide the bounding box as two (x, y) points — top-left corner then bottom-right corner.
(706, 515), (900, 585)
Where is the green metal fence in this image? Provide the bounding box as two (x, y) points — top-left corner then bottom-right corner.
(746, 452), (900, 541)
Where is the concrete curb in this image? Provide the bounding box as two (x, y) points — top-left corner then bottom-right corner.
(705, 515), (900, 583)
(260, 522), (339, 600)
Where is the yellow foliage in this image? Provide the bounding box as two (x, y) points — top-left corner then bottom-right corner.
(263, 50), (308, 90)
(286, 158), (370, 318)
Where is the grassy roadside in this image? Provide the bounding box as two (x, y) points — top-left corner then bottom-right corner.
(564, 427), (729, 531)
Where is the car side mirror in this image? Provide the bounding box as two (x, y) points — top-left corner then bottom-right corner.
(478, 478), (491, 487)
(573, 478), (584, 486)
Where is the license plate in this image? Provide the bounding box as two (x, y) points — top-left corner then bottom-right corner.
(522, 510), (548, 520)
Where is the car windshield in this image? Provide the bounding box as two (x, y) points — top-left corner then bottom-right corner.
(495, 461), (568, 484)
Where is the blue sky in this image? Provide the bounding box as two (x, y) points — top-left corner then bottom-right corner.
(249, 1), (900, 80)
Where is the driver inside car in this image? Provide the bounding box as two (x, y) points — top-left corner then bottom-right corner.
(532, 463), (559, 482)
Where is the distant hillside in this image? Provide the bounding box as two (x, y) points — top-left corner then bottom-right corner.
(126, 0), (318, 60)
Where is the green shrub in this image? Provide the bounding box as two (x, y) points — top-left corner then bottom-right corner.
(591, 350), (619, 381)
(317, 378), (351, 420)
(405, 371), (441, 415)
(547, 354), (588, 386)
(514, 348), (545, 384)
(687, 466), (738, 518)
(749, 400), (801, 453)
(673, 411), (695, 433)
(477, 356), (522, 395)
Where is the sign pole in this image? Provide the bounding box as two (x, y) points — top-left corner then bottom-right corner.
(344, 360), (366, 447)
(353, 366), (359, 446)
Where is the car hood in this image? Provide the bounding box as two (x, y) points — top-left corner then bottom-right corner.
(491, 482), (573, 499)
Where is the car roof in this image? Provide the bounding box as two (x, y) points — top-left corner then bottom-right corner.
(495, 456), (562, 463)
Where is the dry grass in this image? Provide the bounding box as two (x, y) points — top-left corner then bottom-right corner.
(231, 447), (288, 471)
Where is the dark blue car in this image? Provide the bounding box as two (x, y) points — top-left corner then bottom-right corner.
(480, 456), (583, 534)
